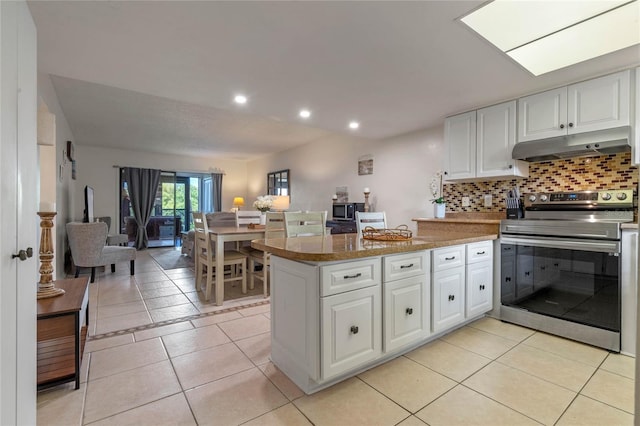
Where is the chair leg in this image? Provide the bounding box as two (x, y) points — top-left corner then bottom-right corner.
(241, 260), (247, 294)
(205, 265), (213, 301)
(90, 267), (96, 283)
(248, 258), (255, 290)
(74, 266), (80, 278)
(111, 264), (116, 273)
(130, 260), (135, 275)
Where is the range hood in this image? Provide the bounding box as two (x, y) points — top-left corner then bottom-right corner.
(512, 126), (631, 162)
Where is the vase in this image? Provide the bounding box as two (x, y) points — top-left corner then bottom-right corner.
(259, 212), (266, 225)
(434, 203), (446, 218)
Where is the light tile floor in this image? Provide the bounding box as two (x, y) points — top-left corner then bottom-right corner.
(37, 251), (635, 425)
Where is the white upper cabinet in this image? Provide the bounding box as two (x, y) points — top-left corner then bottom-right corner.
(636, 67), (640, 165)
(444, 111), (476, 180)
(518, 70), (631, 143)
(476, 101), (528, 178)
(445, 101), (528, 181)
(518, 87), (567, 142)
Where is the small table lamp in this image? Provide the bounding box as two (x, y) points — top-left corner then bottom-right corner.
(232, 197), (245, 212)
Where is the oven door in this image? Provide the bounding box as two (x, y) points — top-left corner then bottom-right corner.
(500, 235), (621, 350)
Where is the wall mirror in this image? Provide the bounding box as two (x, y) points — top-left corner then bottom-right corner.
(268, 169), (289, 197)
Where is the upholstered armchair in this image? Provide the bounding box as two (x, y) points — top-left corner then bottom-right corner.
(66, 222), (136, 283)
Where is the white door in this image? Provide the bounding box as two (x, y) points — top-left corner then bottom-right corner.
(568, 70), (630, 134)
(384, 275), (429, 352)
(476, 101), (521, 178)
(432, 268), (465, 333)
(444, 111), (476, 180)
(517, 87), (567, 142)
(0, 1), (38, 424)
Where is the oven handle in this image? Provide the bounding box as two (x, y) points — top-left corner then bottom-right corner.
(500, 235), (620, 253)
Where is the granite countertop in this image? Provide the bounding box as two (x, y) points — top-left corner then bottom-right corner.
(413, 212), (505, 224)
(251, 231), (498, 262)
(621, 223), (638, 230)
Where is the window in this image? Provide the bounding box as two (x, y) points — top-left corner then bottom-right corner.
(267, 169), (290, 197)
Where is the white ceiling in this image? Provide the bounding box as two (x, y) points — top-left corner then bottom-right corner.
(28, 1), (640, 160)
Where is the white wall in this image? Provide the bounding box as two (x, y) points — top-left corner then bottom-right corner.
(37, 73), (76, 275)
(247, 125), (445, 230)
(75, 145), (249, 226)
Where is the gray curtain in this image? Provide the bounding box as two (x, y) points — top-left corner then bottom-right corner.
(124, 167), (161, 249)
(211, 173), (223, 212)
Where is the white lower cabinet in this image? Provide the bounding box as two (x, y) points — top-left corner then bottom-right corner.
(384, 274), (430, 352)
(432, 267), (465, 332)
(466, 261), (493, 318)
(321, 286), (381, 380)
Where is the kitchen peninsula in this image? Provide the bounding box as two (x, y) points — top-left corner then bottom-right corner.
(252, 231), (498, 394)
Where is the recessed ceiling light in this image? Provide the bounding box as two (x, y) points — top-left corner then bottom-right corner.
(234, 94), (248, 105)
(299, 109), (311, 119)
(461, 0), (639, 76)
(349, 121), (360, 130)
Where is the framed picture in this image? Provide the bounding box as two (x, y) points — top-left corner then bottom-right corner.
(358, 155), (373, 175)
(66, 140), (74, 161)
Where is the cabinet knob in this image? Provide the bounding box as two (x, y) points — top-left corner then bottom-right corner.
(12, 247), (33, 261)
(569, 122), (574, 128)
(406, 307), (413, 315)
(448, 295), (455, 301)
(508, 164), (513, 169)
(505, 276), (511, 282)
(480, 284), (485, 290)
(560, 124), (565, 129)
(350, 325), (359, 334)
(525, 271), (531, 276)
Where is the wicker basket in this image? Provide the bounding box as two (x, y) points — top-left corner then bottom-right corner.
(362, 225), (412, 241)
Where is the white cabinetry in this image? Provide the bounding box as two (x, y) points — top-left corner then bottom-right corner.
(383, 252), (430, 352)
(518, 70), (631, 143)
(432, 245), (466, 332)
(445, 101), (528, 181)
(635, 66), (640, 165)
(444, 111), (476, 180)
(465, 241), (494, 318)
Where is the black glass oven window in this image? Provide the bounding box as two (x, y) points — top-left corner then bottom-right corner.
(501, 244), (620, 332)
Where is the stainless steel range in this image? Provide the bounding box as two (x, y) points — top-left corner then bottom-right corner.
(500, 189), (634, 351)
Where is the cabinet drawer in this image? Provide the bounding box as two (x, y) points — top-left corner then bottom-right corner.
(321, 258), (381, 296)
(432, 245), (465, 272)
(466, 241), (493, 264)
(384, 251), (428, 282)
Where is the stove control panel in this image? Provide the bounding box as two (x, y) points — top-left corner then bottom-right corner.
(524, 190), (633, 209)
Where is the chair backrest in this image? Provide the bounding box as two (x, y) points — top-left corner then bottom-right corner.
(284, 211), (327, 237)
(66, 222), (108, 267)
(206, 211), (237, 228)
(355, 211), (387, 235)
(192, 212), (213, 262)
(236, 210), (262, 227)
(265, 212), (285, 239)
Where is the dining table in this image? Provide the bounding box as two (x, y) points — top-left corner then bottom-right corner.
(207, 226), (265, 305)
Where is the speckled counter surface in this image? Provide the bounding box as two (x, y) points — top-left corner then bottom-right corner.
(251, 231), (497, 262)
(413, 212), (504, 235)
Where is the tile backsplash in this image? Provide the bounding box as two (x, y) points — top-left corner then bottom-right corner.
(444, 152), (637, 212)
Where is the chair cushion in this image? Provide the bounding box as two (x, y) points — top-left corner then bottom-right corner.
(99, 246), (136, 265)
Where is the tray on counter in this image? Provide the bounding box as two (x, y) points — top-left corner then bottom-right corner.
(362, 225), (412, 241)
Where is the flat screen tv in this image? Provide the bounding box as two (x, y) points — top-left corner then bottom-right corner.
(83, 185), (94, 223)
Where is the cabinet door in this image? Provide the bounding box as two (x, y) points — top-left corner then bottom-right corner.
(466, 261), (493, 319)
(518, 87), (567, 142)
(444, 111), (476, 180)
(321, 286), (381, 380)
(477, 101), (527, 178)
(432, 267), (465, 333)
(384, 275), (430, 353)
(568, 70), (630, 134)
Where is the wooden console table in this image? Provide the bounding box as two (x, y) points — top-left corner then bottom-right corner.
(37, 277), (89, 390)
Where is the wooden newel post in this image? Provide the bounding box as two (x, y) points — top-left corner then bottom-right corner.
(37, 211), (64, 299)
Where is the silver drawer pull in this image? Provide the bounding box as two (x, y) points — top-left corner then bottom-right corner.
(445, 256), (456, 261)
(343, 272), (362, 279)
(476, 251), (486, 255)
(350, 325), (359, 334)
(400, 263), (414, 269)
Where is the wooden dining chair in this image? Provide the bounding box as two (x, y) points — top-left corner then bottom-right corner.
(193, 212), (247, 302)
(355, 211), (388, 235)
(283, 211), (327, 237)
(241, 211), (285, 298)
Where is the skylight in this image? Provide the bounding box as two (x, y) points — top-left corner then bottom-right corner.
(461, 0), (640, 76)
